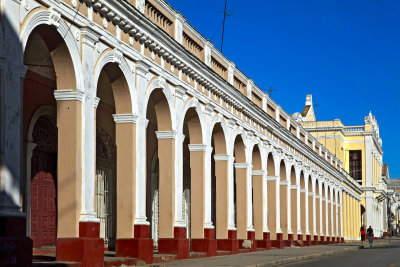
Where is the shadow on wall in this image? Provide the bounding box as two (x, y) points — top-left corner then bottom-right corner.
(0, 9), (34, 267)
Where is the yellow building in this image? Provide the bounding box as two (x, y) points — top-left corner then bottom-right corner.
(293, 95), (387, 237)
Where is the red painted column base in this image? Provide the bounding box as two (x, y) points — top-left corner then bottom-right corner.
(312, 235), (319, 245)
(217, 230), (239, 254)
(116, 225), (153, 264)
(341, 237), (345, 243)
(158, 227), (189, 259)
(284, 233), (294, 247)
(191, 228), (217, 256)
(56, 222), (104, 267)
(0, 216), (32, 267)
(304, 234), (311, 246)
(239, 231), (256, 251)
(256, 232), (271, 250)
(271, 233), (284, 249)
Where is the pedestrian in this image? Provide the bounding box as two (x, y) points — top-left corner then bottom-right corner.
(360, 225), (366, 245)
(367, 225), (373, 246)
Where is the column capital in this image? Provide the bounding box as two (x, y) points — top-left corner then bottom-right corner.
(252, 170), (265, 176)
(54, 89), (85, 102)
(156, 130), (177, 139)
(175, 85), (187, 99)
(279, 180), (290, 186)
(188, 144), (207, 152)
(112, 113), (138, 124)
(214, 154), (230, 161)
(234, 162), (248, 169)
(266, 176), (278, 181)
(135, 60), (151, 76)
(81, 27), (99, 47)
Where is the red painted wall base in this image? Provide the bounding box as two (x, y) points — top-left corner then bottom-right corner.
(56, 222), (104, 267)
(191, 228), (217, 256)
(56, 237), (104, 266)
(158, 227), (189, 259)
(312, 235), (319, 245)
(238, 231), (256, 251)
(217, 230), (239, 253)
(271, 233), (284, 249)
(256, 232), (271, 250)
(116, 224), (153, 263)
(0, 216), (32, 267)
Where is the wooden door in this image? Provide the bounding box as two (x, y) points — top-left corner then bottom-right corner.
(30, 116), (57, 248)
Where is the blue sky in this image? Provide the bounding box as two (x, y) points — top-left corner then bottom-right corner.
(169, 0), (400, 178)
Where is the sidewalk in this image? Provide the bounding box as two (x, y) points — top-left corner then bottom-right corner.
(148, 237), (400, 267)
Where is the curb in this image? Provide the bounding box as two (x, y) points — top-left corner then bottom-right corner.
(245, 240), (398, 267)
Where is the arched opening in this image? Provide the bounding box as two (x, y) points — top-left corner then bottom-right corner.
(315, 180), (321, 238)
(233, 135), (247, 240)
(145, 88), (173, 248)
(361, 204), (366, 227)
(322, 184), (327, 239)
(299, 171), (306, 240)
(267, 153), (276, 240)
(279, 161), (288, 240)
(181, 107), (203, 242)
(95, 62), (132, 250)
(23, 24), (77, 248)
(210, 123), (228, 239)
(289, 167), (297, 240)
(327, 186), (332, 239)
(307, 176), (313, 240)
(252, 145), (263, 241)
(30, 116), (57, 247)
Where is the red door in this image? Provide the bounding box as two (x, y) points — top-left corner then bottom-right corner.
(30, 116), (57, 248)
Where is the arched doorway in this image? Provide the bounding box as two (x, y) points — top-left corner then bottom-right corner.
(30, 116), (57, 248)
(23, 23), (76, 248)
(95, 127), (116, 249)
(147, 151), (159, 247)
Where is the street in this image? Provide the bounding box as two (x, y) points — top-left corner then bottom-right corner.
(286, 241), (400, 267)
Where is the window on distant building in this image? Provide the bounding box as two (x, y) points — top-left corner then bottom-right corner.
(349, 150), (362, 180)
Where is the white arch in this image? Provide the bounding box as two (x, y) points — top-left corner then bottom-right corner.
(208, 113), (229, 153)
(180, 97), (206, 144)
(144, 77), (176, 130)
(248, 141), (264, 169)
(20, 9), (84, 91)
(93, 49), (138, 114)
(27, 105), (57, 142)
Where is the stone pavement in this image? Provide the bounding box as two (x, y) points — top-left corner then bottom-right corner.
(147, 237), (400, 267)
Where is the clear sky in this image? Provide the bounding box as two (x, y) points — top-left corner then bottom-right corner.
(168, 0), (400, 178)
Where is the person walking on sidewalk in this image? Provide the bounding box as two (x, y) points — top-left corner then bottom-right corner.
(367, 226), (374, 246)
(360, 225), (366, 245)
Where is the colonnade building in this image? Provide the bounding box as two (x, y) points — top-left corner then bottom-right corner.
(0, 0), (364, 266)
(295, 95), (388, 238)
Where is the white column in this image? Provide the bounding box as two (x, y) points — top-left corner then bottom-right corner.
(263, 172), (269, 233)
(134, 60), (151, 225)
(79, 28), (99, 222)
(204, 145), (214, 229)
(247, 162), (254, 231)
(174, 132), (185, 227)
(340, 190), (343, 238)
(297, 185), (302, 235)
(305, 187), (310, 235)
(228, 153), (236, 230)
(174, 86), (188, 227)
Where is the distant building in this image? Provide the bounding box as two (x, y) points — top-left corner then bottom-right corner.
(295, 95), (388, 237)
(387, 177), (400, 233)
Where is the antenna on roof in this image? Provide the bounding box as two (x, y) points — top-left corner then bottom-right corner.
(266, 86), (277, 97)
(221, 0), (229, 52)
